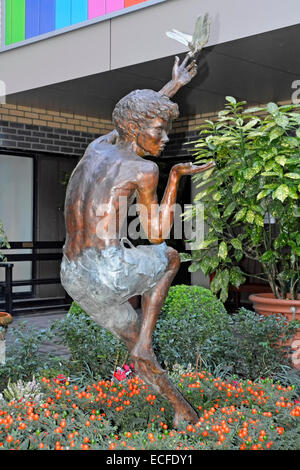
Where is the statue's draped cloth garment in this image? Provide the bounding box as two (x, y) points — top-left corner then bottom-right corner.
(61, 239), (168, 329)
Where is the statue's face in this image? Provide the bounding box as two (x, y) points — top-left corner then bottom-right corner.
(135, 117), (170, 157)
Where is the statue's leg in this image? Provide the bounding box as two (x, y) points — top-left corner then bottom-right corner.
(129, 247), (199, 427)
(130, 246), (179, 368)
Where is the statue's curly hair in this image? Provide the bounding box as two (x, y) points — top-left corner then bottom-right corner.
(112, 89), (179, 138)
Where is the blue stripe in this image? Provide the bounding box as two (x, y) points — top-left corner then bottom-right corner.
(25, 0), (40, 39)
(39, 0), (56, 35)
(55, 0), (71, 29)
(71, 0), (88, 24)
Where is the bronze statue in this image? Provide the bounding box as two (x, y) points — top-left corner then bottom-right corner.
(61, 16), (214, 427)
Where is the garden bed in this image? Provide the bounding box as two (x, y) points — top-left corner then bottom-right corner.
(0, 372), (299, 450)
(0, 286), (299, 451)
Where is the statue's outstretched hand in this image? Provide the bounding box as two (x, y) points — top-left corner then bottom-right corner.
(171, 161), (215, 176)
(172, 55), (198, 88)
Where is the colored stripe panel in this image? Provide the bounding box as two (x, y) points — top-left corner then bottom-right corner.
(7, 0), (26, 44)
(39, 0), (56, 35)
(71, 0), (88, 24)
(124, 0), (147, 7)
(106, 0), (124, 14)
(88, 0), (105, 19)
(5, 0), (156, 46)
(25, 0), (40, 40)
(55, 0), (72, 29)
(5, 0), (12, 45)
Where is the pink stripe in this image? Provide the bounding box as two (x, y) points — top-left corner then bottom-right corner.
(88, 0), (106, 19)
(106, 0), (124, 13)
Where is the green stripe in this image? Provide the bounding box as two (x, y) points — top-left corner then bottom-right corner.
(5, 0), (12, 45)
(11, 0), (25, 44)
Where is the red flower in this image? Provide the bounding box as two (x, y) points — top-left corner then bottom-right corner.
(54, 374), (67, 384)
(114, 369), (127, 382)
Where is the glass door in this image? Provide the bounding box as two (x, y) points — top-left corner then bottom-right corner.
(0, 154), (33, 293)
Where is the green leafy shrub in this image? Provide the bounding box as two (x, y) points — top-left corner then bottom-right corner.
(155, 303), (298, 381)
(222, 308), (300, 381)
(184, 98), (300, 301)
(0, 323), (61, 392)
(160, 284), (227, 319)
(153, 285), (230, 369)
(52, 305), (128, 381)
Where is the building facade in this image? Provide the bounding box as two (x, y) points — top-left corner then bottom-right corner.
(0, 0), (299, 311)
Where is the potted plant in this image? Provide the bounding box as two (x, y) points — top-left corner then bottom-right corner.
(182, 97), (300, 363)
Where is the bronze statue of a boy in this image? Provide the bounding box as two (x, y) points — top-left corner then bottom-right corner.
(61, 55), (214, 426)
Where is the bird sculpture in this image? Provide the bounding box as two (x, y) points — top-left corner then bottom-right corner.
(166, 13), (211, 58)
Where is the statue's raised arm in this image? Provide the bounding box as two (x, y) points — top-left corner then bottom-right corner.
(160, 13), (210, 98)
(158, 54), (198, 98)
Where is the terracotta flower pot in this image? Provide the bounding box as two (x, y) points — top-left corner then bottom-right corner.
(0, 312), (13, 328)
(0, 312), (13, 365)
(249, 293), (300, 369)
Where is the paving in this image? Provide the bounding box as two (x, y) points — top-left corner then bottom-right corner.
(5, 310), (71, 359)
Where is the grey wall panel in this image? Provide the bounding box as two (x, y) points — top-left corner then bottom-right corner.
(1, 0), (300, 96)
(0, 21), (111, 95)
(111, 0), (300, 69)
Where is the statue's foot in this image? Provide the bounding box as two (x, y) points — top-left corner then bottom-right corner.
(173, 407), (199, 428)
(131, 344), (164, 376)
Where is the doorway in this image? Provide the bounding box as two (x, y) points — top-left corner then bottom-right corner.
(0, 154), (34, 294)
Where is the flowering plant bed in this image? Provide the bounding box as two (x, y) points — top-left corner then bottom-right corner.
(0, 371), (299, 451)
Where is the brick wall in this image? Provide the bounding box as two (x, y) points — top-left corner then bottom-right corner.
(0, 104), (115, 156)
(0, 99), (294, 158)
(0, 102), (220, 158)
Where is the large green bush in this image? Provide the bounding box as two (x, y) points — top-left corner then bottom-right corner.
(221, 308), (299, 381)
(153, 285), (230, 369)
(154, 287), (298, 380)
(160, 285), (227, 319)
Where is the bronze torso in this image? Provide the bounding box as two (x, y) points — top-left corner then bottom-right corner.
(64, 139), (157, 260)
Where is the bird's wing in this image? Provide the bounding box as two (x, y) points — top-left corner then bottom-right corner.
(191, 13), (210, 51)
(166, 29), (192, 47)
